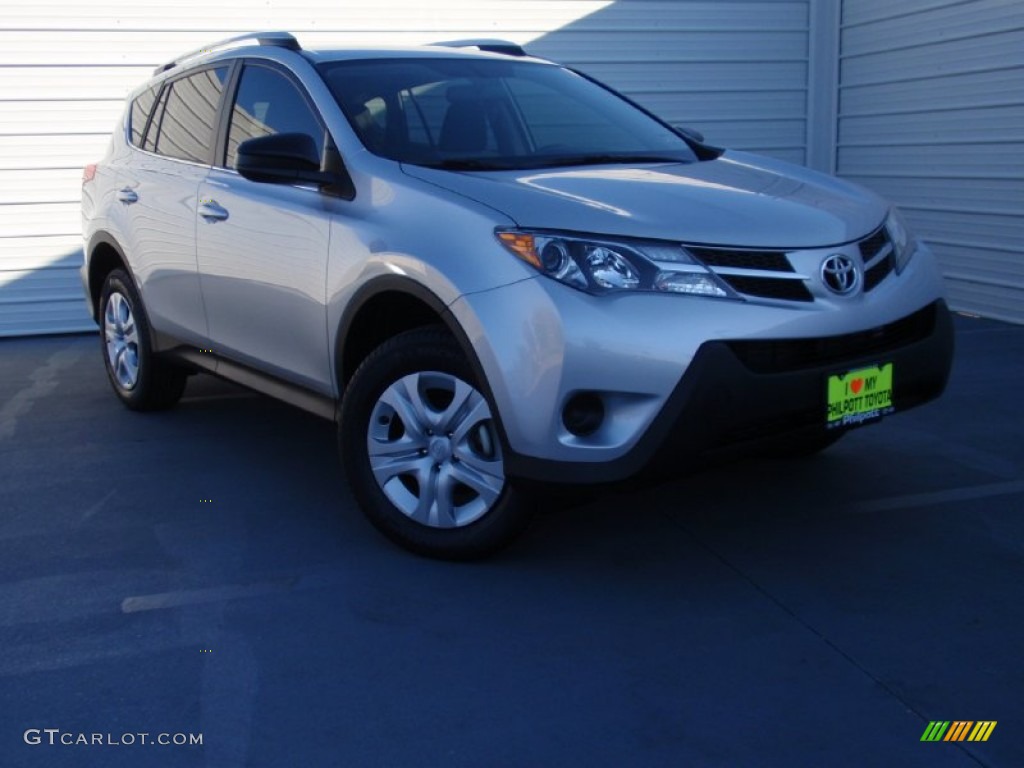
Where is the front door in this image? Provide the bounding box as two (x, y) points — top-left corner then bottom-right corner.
(195, 62), (333, 393)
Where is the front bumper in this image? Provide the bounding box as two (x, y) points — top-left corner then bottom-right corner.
(505, 299), (954, 483)
(450, 241), (952, 484)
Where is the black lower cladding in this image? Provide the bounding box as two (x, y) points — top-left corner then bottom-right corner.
(505, 300), (955, 484)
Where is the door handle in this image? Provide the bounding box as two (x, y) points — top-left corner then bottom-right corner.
(116, 188), (138, 204)
(198, 200), (229, 222)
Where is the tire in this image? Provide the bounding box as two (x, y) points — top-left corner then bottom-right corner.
(99, 269), (187, 411)
(339, 327), (533, 560)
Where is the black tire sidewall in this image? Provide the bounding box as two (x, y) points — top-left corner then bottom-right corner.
(339, 328), (530, 560)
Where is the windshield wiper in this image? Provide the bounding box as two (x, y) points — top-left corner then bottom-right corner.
(418, 158), (519, 171)
(414, 154), (687, 171)
(530, 153), (687, 168)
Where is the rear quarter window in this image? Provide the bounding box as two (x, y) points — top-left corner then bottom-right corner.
(129, 86), (159, 148)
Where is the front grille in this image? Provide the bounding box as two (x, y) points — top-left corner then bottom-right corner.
(719, 275), (813, 302)
(685, 245), (809, 301)
(725, 303), (937, 374)
(858, 227), (889, 261)
(688, 225), (896, 303)
(864, 256), (894, 292)
(858, 225), (894, 293)
(690, 248), (793, 273)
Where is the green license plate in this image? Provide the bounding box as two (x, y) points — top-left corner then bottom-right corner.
(826, 363), (895, 429)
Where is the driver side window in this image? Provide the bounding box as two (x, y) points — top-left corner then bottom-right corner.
(225, 65), (326, 169)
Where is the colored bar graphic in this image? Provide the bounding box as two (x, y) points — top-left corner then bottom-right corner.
(945, 721), (972, 741)
(921, 722), (950, 741)
(968, 722), (997, 742)
(921, 720), (997, 742)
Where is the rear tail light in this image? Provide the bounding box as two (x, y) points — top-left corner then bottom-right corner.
(82, 164), (97, 185)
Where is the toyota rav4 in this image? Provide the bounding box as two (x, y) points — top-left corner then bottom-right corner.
(81, 33), (954, 559)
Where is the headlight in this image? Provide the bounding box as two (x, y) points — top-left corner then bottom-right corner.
(496, 230), (739, 298)
(885, 209), (917, 274)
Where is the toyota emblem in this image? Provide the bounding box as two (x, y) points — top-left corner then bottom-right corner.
(821, 254), (861, 295)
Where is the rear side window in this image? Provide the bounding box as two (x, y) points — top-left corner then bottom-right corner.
(129, 86), (159, 148)
(225, 64), (325, 169)
(149, 67), (229, 164)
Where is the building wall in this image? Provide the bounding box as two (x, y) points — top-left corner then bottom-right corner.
(836, 0), (1024, 323)
(528, 1), (813, 164)
(0, 0), (813, 336)
(6, 1), (1023, 334)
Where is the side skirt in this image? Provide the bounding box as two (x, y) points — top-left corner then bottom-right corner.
(166, 345), (338, 422)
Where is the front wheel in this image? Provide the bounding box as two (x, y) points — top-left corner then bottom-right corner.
(339, 328), (532, 560)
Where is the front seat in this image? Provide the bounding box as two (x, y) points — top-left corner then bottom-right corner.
(439, 100), (488, 153)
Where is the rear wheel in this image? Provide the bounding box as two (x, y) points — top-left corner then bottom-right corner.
(339, 328), (532, 560)
(99, 269), (187, 411)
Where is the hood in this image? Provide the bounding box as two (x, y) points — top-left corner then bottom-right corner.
(401, 151), (889, 249)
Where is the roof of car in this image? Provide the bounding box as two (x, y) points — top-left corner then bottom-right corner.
(152, 33), (548, 80)
(300, 46), (547, 63)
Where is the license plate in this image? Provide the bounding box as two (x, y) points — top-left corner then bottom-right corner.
(826, 363), (895, 429)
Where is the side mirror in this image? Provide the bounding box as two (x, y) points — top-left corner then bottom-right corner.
(673, 125), (723, 161)
(236, 132), (334, 186)
(675, 126), (705, 144)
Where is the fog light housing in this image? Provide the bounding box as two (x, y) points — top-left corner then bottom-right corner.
(562, 392), (605, 437)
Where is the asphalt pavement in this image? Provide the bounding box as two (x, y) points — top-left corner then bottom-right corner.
(0, 313), (1021, 767)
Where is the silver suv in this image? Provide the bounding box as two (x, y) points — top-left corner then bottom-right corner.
(81, 33), (954, 559)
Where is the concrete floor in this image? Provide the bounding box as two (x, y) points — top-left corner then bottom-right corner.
(0, 313), (1021, 767)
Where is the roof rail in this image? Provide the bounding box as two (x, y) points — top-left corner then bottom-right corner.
(431, 39), (527, 57)
(153, 31), (301, 76)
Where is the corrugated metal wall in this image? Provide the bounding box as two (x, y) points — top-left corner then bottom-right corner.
(837, 0), (1024, 323)
(1, 0), (814, 336)
(529, 1), (812, 164)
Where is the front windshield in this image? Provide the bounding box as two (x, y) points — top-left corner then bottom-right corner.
(317, 57), (698, 170)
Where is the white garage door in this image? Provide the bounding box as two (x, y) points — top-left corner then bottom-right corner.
(0, 0), (812, 336)
(837, 0), (1024, 323)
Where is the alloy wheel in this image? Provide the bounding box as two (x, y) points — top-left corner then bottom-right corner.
(104, 291), (140, 390)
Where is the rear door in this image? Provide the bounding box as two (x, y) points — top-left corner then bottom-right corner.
(118, 66), (229, 344)
(195, 61), (333, 393)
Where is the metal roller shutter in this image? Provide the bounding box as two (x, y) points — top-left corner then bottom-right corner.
(837, 0), (1024, 323)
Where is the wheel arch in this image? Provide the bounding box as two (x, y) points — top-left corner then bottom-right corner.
(336, 276), (467, 388)
(334, 277), (512, 453)
(85, 232), (132, 323)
